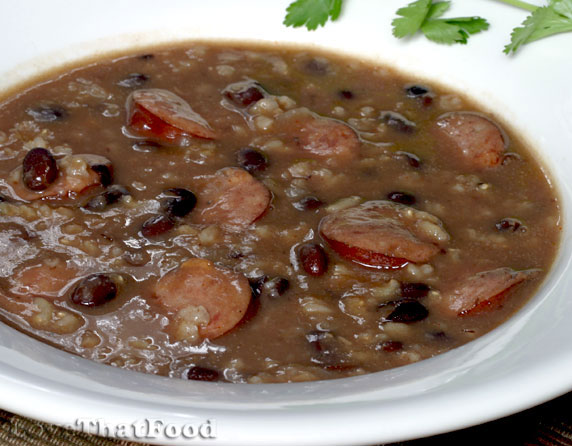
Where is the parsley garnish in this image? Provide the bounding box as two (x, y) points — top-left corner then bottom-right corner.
(283, 0), (343, 30)
(283, 0), (572, 55)
(392, 1), (489, 45)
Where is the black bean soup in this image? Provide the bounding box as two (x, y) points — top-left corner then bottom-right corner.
(0, 42), (561, 383)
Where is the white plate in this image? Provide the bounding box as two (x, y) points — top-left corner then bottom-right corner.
(0, 1), (571, 444)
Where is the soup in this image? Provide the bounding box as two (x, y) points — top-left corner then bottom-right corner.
(0, 42), (561, 383)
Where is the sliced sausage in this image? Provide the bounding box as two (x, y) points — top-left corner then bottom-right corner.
(296, 117), (360, 164)
(154, 258), (251, 339)
(11, 259), (78, 300)
(8, 154), (112, 201)
(320, 200), (449, 269)
(195, 167), (271, 230)
(126, 88), (215, 144)
(440, 267), (539, 316)
(434, 112), (507, 169)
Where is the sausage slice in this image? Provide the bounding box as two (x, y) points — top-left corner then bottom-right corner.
(434, 112), (507, 169)
(320, 200), (449, 269)
(11, 259), (78, 300)
(296, 117), (360, 164)
(195, 167), (271, 230)
(441, 267), (539, 316)
(154, 258), (251, 339)
(126, 88), (215, 144)
(8, 154), (112, 201)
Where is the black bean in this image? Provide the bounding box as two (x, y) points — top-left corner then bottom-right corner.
(265, 277), (290, 298)
(22, 148), (59, 191)
(26, 104), (68, 122)
(293, 196), (324, 211)
(229, 250), (244, 259)
(298, 243), (328, 277)
(117, 73), (150, 88)
(496, 218), (525, 232)
(162, 188), (197, 219)
(426, 331), (451, 342)
(224, 81), (265, 107)
(387, 191), (416, 206)
(324, 364), (357, 372)
(141, 215), (175, 238)
(237, 148), (268, 173)
(405, 85), (433, 105)
(396, 151), (421, 168)
(405, 85), (429, 97)
(376, 340), (403, 353)
(248, 276), (268, 299)
(132, 140), (162, 153)
(306, 330), (332, 354)
(304, 58), (329, 75)
(186, 366), (219, 382)
(381, 112), (416, 134)
(401, 282), (430, 299)
(83, 185), (130, 211)
(387, 300), (428, 323)
(71, 274), (118, 307)
(338, 90), (354, 100)
(90, 164), (114, 187)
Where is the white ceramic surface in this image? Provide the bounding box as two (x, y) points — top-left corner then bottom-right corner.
(0, 1), (571, 445)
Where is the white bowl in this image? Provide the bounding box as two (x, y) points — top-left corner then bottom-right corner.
(1, 1), (571, 444)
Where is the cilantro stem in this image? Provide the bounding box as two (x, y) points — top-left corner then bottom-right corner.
(494, 0), (538, 12)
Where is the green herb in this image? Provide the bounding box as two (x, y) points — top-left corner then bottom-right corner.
(283, 0), (343, 30)
(504, 0), (572, 54)
(392, 1), (489, 44)
(282, 0), (572, 55)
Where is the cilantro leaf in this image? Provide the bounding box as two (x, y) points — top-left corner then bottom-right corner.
(392, 0), (432, 38)
(421, 19), (468, 44)
(284, 0), (343, 31)
(421, 16), (489, 44)
(426, 1), (451, 20)
(505, 0), (572, 54)
(392, 0), (488, 45)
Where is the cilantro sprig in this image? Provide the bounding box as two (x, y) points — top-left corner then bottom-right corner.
(283, 0), (572, 56)
(283, 0), (343, 30)
(504, 0), (572, 53)
(392, 0), (489, 44)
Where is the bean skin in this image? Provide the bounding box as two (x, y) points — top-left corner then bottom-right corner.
(237, 148), (268, 173)
(293, 196), (324, 211)
(22, 148), (59, 191)
(387, 191), (416, 206)
(70, 274), (118, 307)
(27, 104), (68, 122)
(401, 282), (430, 299)
(405, 85), (429, 97)
(186, 365), (219, 382)
(90, 164), (114, 187)
(117, 73), (150, 88)
(224, 82), (265, 107)
(265, 277), (290, 298)
(387, 300), (428, 323)
(249, 276), (268, 299)
(376, 340), (403, 352)
(496, 218), (525, 232)
(83, 185), (130, 211)
(141, 215), (175, 238)
(162, 188), (197, 219)
(381, 112), (416, 134)
(298, 243), (328, 277)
